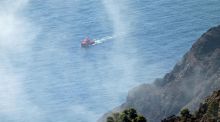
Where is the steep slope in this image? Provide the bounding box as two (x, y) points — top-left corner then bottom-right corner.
(99, 25), (220, 122)
(162, 90), (220, 122)
(123, 25), (220, 122)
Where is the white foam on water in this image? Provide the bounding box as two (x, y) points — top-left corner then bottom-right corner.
(92, 32), (128, 45)
(93, 36), (113, 45)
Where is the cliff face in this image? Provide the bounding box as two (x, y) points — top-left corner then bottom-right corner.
(162, 90), (220, 122)
(99, 25), (220, 122)
(123, 25), (220, 122)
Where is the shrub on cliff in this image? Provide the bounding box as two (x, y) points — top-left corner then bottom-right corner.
(180, 108), (190, 117)
(106, 108), (147, 122)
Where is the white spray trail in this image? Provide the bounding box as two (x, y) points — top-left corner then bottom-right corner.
(93, 36), (113, 45)
(92, 32), (128, 45)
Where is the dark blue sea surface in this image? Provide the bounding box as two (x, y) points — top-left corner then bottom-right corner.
(0, 0), (220, 122)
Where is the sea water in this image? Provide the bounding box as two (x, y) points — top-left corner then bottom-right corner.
(0, 0), (220, 122)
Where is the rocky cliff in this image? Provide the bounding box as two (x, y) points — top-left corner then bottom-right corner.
(99, 25), (220, 122)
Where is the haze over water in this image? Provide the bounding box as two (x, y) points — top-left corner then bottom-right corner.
(0, 0), (220, 122)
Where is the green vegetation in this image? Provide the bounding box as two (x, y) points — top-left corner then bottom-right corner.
(162, 90), (220, 122)
(106, 108), (147, 122)
(179, 108), (192, 122)
(180, 108), (191, 117)
(207, 101), (219, 119)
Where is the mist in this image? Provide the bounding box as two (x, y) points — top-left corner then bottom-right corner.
(102, 0), (139, 92)
(1, 0), (218, 122)
(0, 0), (44, 121)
